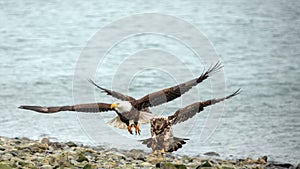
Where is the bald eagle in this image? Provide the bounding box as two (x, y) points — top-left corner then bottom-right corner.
(140, 89), (241, 153)
(19, 62), (222, 135)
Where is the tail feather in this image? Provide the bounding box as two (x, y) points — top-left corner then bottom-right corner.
(139, 137), (189, 153)
(107, 116), (128, 129)
(138, 110), (155, 124)
(107, 110), (155, 129)
(166, 137), (189, 152)
(139, 138), (153, 148)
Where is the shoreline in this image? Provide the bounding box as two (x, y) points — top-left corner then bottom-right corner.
(0, 136), (297, 169)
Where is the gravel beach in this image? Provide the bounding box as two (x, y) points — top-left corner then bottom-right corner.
(0, 136), (298, 169)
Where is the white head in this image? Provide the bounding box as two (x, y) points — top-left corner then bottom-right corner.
(110, 100), (132, 113)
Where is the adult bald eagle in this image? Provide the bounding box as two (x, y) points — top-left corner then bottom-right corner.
(140, 89), (241, 153)
(19, 62), (222, 135)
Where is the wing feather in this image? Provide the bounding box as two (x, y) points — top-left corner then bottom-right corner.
(134, 61), (223, 110)
(19, 102), (113, 113)
(169, 89), (241, 125)
(88, 79), (136, 102)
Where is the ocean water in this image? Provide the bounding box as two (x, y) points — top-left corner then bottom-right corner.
(1, 0), (300, 165)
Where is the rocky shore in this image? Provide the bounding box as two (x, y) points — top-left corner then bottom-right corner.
(0, 136), (298, 169)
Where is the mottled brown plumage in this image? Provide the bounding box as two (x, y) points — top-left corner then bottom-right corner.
(140, 89), (241, 153)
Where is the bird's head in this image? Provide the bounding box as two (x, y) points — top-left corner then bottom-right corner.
(110, 100), (132, 113)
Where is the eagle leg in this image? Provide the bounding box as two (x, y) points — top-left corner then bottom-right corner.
(127, 125), (133, 135)
(134, 124), (141, 135)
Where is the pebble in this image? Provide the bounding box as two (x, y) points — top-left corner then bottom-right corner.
(40, 138), (50, 145)
(0, 146), (5, 151)
(0, 136), (295, 169)
(141, 162), (153, 167)
(40, 164), (52, 169)
(204, 151), (220, 157)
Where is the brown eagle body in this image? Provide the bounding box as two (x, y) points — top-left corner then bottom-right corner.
(19, 62), (223, 135)
(141, 117), (189, 153)
(140, 89), (241, 153)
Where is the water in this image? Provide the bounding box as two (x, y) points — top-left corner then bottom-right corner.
(1, 0), (300, 165)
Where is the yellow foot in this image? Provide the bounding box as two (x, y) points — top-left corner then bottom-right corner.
(134, 124), (141, 135)
(127, 125), (133, 135)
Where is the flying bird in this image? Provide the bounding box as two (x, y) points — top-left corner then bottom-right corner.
(140, 89), (241, 153)
(88, 61), (223, 135)
(19, 62), (223, 135)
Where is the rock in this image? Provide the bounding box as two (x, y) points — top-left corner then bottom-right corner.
(75, 161), (89, 168)
(40, 164), (52, 169)
(18, 161), (36, 168)
(272, 162), (294, 168)
(181, 155), (194, 163)
(127, 149), (145, 161)
(175, 164), (187, 169)
(159, 162), (187, 169)
(83, 164), (97, 169)
(0, 154), (12, 161)
(49, 142), (63, 149)
(66, 141), (77, 147)
(147, 154), (166, 164)
(29, 143), (49, 153)
(1, 136), (298, 169)
(0, 162), (11, 169)
(22, 137), (31, 141)
(220, 165), (236, 169)
(40, 138), (50, 145)
(141, 162), (153, 167)
(10, 150), (19, 157)
(245, 157), (255, 163)
(256, 156), (267, 164)
(204, 151), (220, 157)
(113, 152), (127, 160)
(77, 153), (89, 162)
(198, 160), (213, 167)
(0, 146), (5, 151)
(261, 156), (267, 162)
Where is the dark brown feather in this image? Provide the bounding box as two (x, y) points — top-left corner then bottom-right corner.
(19, 102), (114, 113)
(169, 89), (241, 125)
(133, 61), (223, 110)
(88, 79), (136, 102)
(139, 117), (189, 153)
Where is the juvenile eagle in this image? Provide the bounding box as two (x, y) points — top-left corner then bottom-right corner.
(19, 62), (222, 135)
(140, 89), (241, 153)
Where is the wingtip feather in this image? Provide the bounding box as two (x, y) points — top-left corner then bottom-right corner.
(199, 61), (223, 80)
(225, 88), (241, 99)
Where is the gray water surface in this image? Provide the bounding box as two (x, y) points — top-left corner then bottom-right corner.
(1, 0), (299, 165)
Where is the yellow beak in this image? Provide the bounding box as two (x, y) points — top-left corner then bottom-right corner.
(110, 103), (118, 109)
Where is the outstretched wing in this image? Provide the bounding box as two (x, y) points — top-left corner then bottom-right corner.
(133, 61), (223, 110)
(19, 102), (113, 113)
(88, 79), (136, 102)
(169, 89), (241, 125)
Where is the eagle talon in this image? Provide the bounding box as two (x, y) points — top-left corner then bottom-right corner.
(127, 126), (133, 135)
(134, 124), (141, 135)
